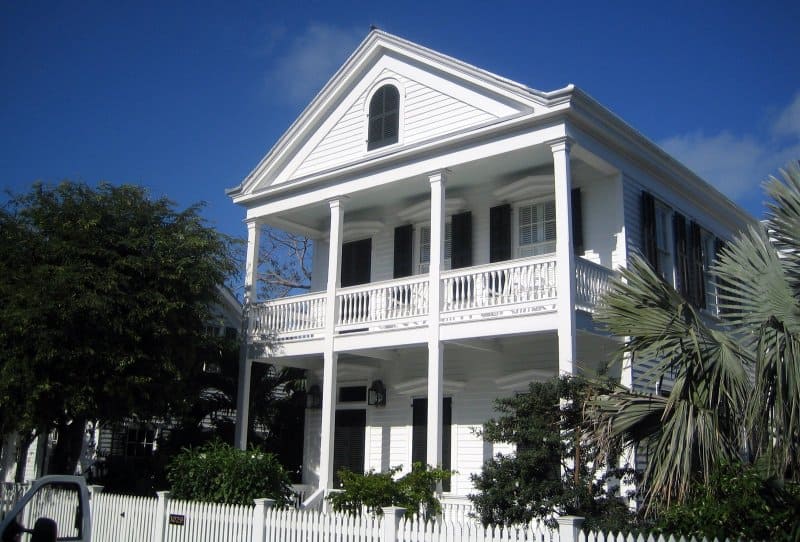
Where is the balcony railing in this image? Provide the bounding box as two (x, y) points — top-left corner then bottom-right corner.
(337, 275), (429, 331)
(247, 256), (613, 343)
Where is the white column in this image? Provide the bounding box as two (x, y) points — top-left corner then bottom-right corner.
(243, 220), (261, 303)
(319, 197), (345, 491)
(427, 172), (445, 471)
(235, 219), (261, 449)
(551, 138), (577, 375)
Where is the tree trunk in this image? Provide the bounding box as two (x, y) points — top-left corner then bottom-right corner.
(48, 417), (87, 475)
(14, 430), (36, 483)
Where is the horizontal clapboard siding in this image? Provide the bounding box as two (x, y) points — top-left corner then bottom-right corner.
(294, 70), (497, 179)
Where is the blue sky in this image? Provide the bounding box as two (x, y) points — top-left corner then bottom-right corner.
(2, 1), (798, 241)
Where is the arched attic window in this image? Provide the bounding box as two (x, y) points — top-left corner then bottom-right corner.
(367, 84), (399, 150)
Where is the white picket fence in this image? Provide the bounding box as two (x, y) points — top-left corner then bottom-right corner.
(3, 485), (738, 542)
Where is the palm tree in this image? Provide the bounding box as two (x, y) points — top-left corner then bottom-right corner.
(585, 162), (800, 511)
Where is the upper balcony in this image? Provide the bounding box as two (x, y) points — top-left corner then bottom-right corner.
(246, 254), (612, 352)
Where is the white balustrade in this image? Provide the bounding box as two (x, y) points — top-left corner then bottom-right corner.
(441, 256), (558, 314)
(246, 257), (613, 339)
(575, 258), (613, 312)
(336, 276), (429, 329)
(248, 292), (326, 341)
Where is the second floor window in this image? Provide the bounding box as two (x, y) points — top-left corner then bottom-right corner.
(367, 85), (399, 150)
(654, 202), (674, 283)
(518, 200), (556, 257)
(419, 222), (452, 273)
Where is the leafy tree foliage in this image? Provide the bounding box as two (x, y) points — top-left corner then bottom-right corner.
(0, 181), (237, 476)
(586, 162), (800, 519)
(469, 377), (637, 531)
(167, 440), (292, 505)
(327, 463), (451, 520)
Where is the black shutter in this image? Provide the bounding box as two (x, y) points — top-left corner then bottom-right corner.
(571, 188), (583, 255)
(341, 239), (371, 287)
(411, 398), (427, 467)
(451, 211), (472, 269)
(489, 204), (512, 263)
(442, 397), (452, 492)
(641, 192), (658, 271)
(411, 397), (452, 491)
(689, 222), (706, 308)
(673, 213), (689, 297)
(393, 225), (413, 278)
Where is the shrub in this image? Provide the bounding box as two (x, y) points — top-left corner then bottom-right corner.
(327, 463), (451, 519)
(166, 440), (292, 506)
(654, 462), (800, 541)
(470, 376), (640, 532)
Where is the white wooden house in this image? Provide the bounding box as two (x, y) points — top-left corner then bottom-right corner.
(227, 30), (753, 503)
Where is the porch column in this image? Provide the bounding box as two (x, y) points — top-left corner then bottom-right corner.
(427, 171), (445, 472)
(235, 219), (262, 449)
(319, 197), (346, 491)
(551, 138), (577, 375)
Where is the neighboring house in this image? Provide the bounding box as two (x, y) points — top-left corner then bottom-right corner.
(227, 30), (753, 502)
(0, 285), (242, 484)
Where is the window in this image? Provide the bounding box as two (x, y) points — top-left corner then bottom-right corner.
(654, 202), (674, 283)
(367, 85), (399, 150)
(339, 386), (367, 403)
(702, 231), (718, 312)
(125, 426), (156, 457)
(412, 397), (452, 492)
(518, 200), (556, 257)
(419, 222), (452, 273)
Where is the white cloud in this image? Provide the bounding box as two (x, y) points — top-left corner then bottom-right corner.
(659, 92), (800, 205)
(266, 23), (363, 105)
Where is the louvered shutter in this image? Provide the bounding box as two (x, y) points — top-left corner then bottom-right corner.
(673, 213), (689, 297)
(689, 222), (706, 308)
(490, 204), (511, 262)
(411, 398), (427, 467)
(571, 188), (583, 254)
(715, 239), (731, 315)
(411, 397), (452, 490)
(451, 211), (472, 269)
(641, 192), (658, 270)
(394, 225), (413, 278)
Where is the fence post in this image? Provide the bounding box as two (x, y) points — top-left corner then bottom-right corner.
(381, 506), (406, 542)
(87, 485), (104, 498)
(151, 491), (171, 542)
(556, 515), (584, 542)
(252, 498), (275, 542)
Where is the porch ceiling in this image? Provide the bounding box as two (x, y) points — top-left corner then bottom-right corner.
(262, 143), (608, 235)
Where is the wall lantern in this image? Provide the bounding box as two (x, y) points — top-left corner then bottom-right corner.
(367, 380), (386, 407)
(306, 385), (322, 410)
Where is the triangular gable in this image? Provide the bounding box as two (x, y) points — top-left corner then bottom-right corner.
(236, 31), (551, 197)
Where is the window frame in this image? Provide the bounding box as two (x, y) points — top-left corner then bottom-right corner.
(364, 79), (404, 153)
(416, 221), (452, 274)
(514, 197), (557, 258)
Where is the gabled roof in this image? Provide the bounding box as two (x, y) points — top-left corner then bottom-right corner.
(227, 29), (570, 200)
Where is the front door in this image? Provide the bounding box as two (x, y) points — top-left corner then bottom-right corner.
(333, 409), (366, 487)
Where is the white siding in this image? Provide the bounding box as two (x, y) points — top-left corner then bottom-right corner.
(293, 70), (497, 180)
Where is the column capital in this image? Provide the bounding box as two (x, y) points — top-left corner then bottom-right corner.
(428, 169), (449, 185)
(548, 137), (574, 154)
(328, 196), (349, 209)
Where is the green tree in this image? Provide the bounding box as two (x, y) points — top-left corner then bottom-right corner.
(469, 377), (637, 531)
(0, 181), (237, 477)
(585, 162), (800, 514)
